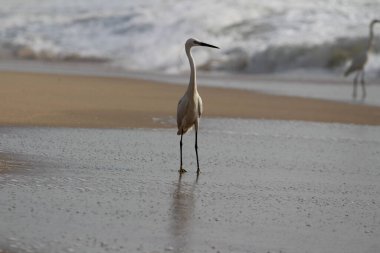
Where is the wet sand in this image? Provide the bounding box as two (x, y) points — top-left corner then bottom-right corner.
(0, 68), (380, 253)
(1, 71), (380, 128)
(0, 119), (379, 253)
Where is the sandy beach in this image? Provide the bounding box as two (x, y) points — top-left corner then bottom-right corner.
(0, 69), (380, 253)
(1, 71), (380, 128)
(0, 0), (380, 253)
(1, 2), (380, 252)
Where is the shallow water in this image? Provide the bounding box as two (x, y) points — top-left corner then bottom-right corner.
(0, 119), (379, 253)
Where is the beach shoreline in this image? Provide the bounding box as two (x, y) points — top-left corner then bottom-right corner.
(1, 2), (380, 252)
(0, 69), (380, 128)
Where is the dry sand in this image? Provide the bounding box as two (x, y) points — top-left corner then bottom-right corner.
(1, 71), (380, 128)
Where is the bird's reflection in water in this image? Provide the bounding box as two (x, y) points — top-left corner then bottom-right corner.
(169, 173), (199, 253)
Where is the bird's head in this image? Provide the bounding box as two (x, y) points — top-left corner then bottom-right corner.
(185, 38), (219, 50)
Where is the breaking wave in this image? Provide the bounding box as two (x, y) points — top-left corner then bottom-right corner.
(0, 42), (108, 63)
(211, 36), (380, 74)
(1, 0), (380, 75)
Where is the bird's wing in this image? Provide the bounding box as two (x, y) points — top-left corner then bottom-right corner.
(198, 95), (203, 118)
(177, 95), (188, 129)
(345, 51), (368, 76)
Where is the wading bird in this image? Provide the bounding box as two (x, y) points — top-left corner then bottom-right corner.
(177, 38), (219, 174)
(345, 19), (380, 99)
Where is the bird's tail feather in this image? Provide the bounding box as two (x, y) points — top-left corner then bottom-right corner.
(177, 127), (191, 135)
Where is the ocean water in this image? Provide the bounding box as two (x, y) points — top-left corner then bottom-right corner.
(0, 0), (380, 75)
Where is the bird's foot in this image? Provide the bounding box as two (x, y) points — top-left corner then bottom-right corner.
(196, 168), (200, 175)
(178, 167), (187, 174)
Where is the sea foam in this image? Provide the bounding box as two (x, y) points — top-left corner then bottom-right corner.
(0, 0), (379, 76)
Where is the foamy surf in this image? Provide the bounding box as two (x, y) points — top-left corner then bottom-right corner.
(0, 0), (379, 75)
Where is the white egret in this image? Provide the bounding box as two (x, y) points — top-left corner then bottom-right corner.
(344, 19), (380, 99)
(177, 38), (219, 174)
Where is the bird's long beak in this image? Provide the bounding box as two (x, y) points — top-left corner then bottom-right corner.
(197, 41), (219, 49)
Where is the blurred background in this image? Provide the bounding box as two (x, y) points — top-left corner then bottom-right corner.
(0, 0), (379, 79)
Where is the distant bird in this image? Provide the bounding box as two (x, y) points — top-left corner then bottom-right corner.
(345, 19), (380, 99)
(177, 38), (219, 174)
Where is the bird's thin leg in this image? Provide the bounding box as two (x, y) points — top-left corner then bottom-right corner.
(353, 72), (359, 99)
(180, 132), (183, 167)
(179, 130), (186, 173)
(360, 70), (366, 99)
(195, 127), (200, 175)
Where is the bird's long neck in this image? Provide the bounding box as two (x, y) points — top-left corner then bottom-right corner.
(367, 23), (376, 51)
(186, 47), (197, 95)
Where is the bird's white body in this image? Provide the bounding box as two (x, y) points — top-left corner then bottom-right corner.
(345, 51), (368, 76)
(176, 38), (218, 174)
(177, 91), (202, 135)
